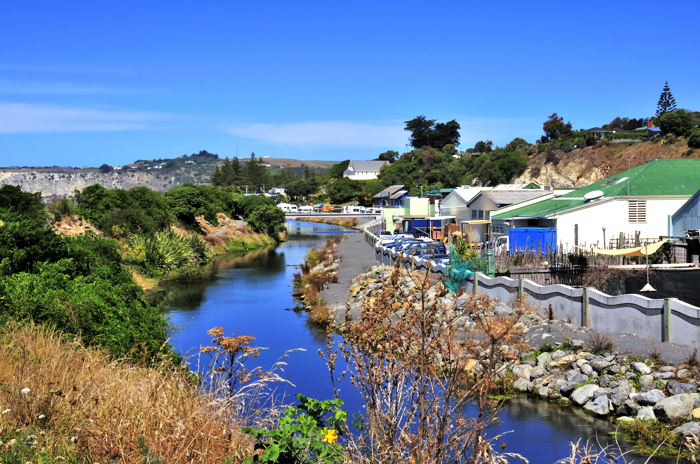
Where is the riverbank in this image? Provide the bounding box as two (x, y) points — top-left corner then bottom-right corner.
(345, 262), (700, 459)
(293, 216), (360, 229)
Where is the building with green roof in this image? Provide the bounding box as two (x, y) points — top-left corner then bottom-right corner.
(490, 159), (700, 249)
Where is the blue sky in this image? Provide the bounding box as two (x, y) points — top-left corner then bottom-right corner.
(1, 1), (699, 167)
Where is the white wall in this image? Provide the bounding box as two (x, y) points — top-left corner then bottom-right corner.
(555, 197), (687, 248)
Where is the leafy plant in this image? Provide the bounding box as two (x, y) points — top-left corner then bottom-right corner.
(241, 394), (347, 463)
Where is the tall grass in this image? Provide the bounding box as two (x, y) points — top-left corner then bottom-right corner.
(131, 229), (212, 272)
(0, 323), (253, 463)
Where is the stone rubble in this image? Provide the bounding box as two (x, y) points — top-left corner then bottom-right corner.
(347, 264), (700, 437)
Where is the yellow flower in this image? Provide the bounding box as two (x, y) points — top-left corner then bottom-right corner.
(321, 428), (338, 445)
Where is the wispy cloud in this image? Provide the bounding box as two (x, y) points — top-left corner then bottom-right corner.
(226, 121), (407, 147)
(0, 79), (134, 95)
(0, 103), (172, 133)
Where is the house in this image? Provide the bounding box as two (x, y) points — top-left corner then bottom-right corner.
(491, 159), (700, 250)
(463, 190), (552, 242)
(373, 185), (408, 208)
(669, 190), (700, 262)
(381, 197), (435, 234)
(343, 160), (388, 180)
(438, 187), (550, 243)
(585, 127), (615, 138)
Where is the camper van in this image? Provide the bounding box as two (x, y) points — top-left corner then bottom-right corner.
(277, 203), (298, 213)
(298, 205), (314, 213)
(343, 205), (366, 214)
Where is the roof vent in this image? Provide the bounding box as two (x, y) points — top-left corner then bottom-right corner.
(583, 190), (604, 201)
(543, 185), (552, 191)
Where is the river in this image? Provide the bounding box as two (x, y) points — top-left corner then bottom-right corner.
(153, 220), (668, 464)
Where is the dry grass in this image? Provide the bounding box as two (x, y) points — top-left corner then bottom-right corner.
(0, 323), (253, 463)
(292, 237), (344, 326)
(294, 216), (360, 228)
(586, 330), (615, 354)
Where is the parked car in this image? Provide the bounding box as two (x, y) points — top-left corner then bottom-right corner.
(403, 241), (447, 255)
(381, 234), (413, 245)
(376, 230), (392, 237)
(394, 238), (433, 251)
(384, 237), (421, 248)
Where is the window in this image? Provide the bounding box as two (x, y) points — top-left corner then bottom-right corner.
(471, 210), (477, 219)
(485, 210), (490, 220)
(493, 225), (503, 235)
(478, 210), (484, 220)
(628, 200), (647, 224)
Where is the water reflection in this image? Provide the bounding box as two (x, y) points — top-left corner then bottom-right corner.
(158, 220), (670, 464)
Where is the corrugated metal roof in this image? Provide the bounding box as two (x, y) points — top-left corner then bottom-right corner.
(493, 159), (700, 219)
(388, 189), (408, 200)
(476, 190), (550, 207)
(348, 160), (388, 172)
(373, 184), (405, 199)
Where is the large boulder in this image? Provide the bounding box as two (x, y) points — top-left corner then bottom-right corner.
(572, 384), (599, 406)
(654, 394), (695, 423)
(537, 352), (552, 368)
(584, 396), (613, 416)
(493, 302), (514, 317)
(512, 364), (533, 381)
(672, 422), (700, 438)
(617, 399), (641, 417)
(637, 389), (666, 406)
(637, 406), (656, 420)
(590, 358), (614, 373)
(632, 362), (651, 375)
(667, 381), (697, 395)
(530, 366), (546, 379)
(513, 379), (531, 392)
(611, 385), (631, 407)
(550, 355), (577, 369)
(560, 374), (589, 397)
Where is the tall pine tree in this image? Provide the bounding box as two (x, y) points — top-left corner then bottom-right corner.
(656, 82), (677, 117)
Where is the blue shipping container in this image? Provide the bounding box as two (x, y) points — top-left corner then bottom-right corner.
(508, 227), (557, 254)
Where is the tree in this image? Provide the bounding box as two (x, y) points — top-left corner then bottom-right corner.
(656, 82), (677, 117)
(246, 204), (286, 239)
(285, 178), (318, 201)
(404, 116), (460, 149)
(376, 150), (399, 162)
(542, 113), (573, 141)
(211, 157), (241, 187)
(688, 129), (700, 149)
(99, 164), (112, 173)
(659, 109), (693, 137)
(241, 153), (269, 192)
(473, 140), (493, 153)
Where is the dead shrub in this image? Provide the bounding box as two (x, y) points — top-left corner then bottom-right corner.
(682, 347), (700, 369)
(587, 330), (614, 354)
(649, 341), (663, 363)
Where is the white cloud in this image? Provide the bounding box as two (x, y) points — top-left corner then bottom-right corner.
(227, 121), (407, 148)
(0, 103), (171, 133)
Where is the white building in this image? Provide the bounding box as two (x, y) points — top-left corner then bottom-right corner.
(491, 159), (700, 249)
(343, 160), (388, 180)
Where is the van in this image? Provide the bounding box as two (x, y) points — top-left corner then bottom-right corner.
(298, 205), (314, 213)
(277, 203), (298, 213)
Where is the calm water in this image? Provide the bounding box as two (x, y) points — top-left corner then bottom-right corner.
(155, 220), (667, 464)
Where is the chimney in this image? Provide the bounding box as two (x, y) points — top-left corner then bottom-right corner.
(647, 120), (653, 128)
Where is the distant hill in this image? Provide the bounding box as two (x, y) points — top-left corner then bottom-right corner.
(0, 153), (339, 198)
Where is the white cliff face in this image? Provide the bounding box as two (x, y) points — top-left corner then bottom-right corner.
(0, 168), (210, 197)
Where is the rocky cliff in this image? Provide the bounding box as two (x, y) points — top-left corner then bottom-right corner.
(0, 167), (211, 197)
(516, 139), (695, 188)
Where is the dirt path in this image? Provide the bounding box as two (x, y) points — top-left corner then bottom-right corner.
(319, 232), (378, 323)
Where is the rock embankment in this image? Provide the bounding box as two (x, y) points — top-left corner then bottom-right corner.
(348, 264), (700, 439)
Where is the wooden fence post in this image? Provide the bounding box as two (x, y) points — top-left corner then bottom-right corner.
(473, 273), (479, 295)
(518, 278), (524, 302)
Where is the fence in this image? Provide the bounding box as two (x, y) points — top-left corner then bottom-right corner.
(364, 229), (700, 348)
(464, 273), (700, 348)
